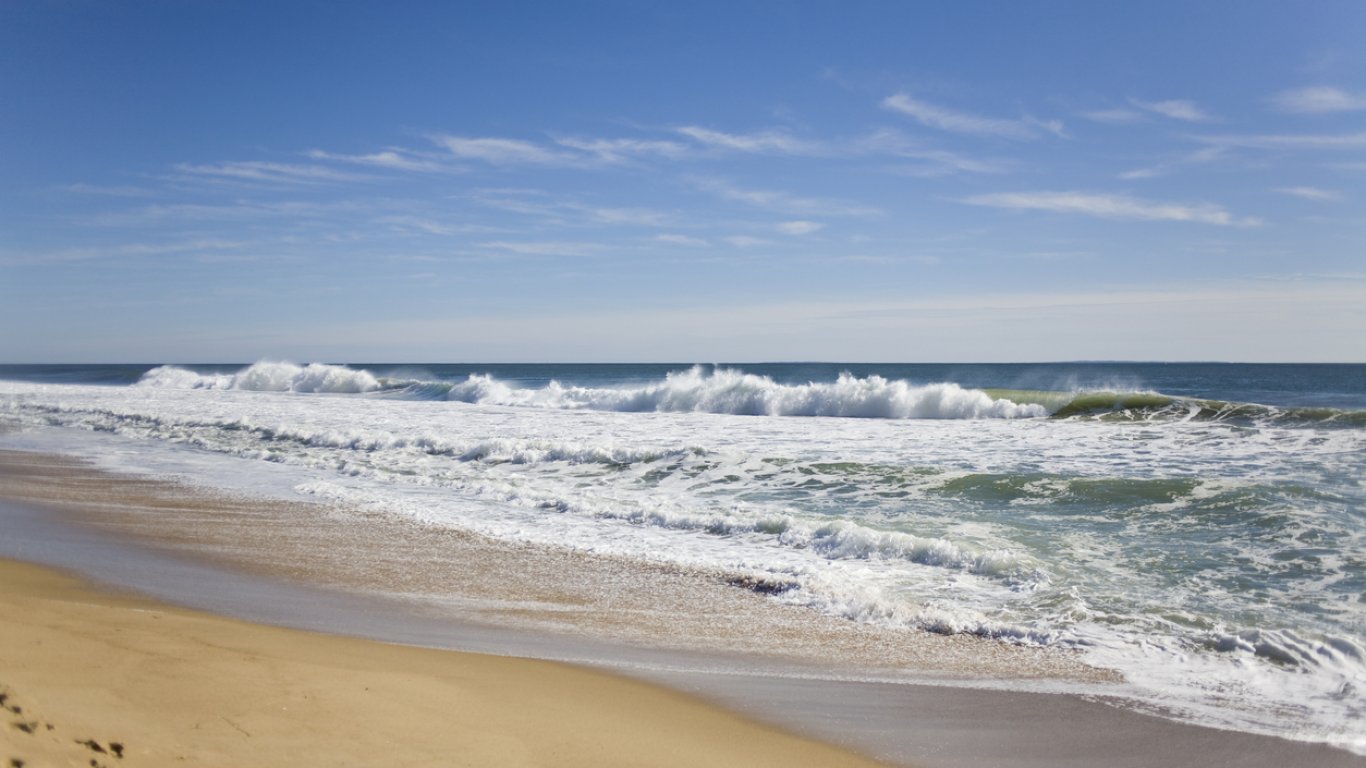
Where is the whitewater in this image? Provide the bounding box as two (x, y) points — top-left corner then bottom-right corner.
(2, 361), (1364, 754)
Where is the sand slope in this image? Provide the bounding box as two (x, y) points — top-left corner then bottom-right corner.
(1, 559), (888, 767)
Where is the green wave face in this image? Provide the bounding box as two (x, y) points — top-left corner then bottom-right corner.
(986, 388), (1366, 426)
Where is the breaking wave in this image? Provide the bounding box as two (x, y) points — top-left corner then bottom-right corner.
(138, 362), (381, 394)
(139, 363), (1047, 420)
(134, 362), (1366, 426)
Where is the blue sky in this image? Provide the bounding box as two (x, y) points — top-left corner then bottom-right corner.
(2, 1), (1364, 362)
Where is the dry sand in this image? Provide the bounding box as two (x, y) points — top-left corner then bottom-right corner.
(0, 558), (890, 768)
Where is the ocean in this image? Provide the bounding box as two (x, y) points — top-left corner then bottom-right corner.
(1, 361), (1363, 753)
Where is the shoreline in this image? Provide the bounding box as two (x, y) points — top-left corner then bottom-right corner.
(2, 442), (1362, 767)
(0, 446), (1107, 684)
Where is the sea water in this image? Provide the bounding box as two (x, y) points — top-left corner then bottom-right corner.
(1, 361), (1363, 753)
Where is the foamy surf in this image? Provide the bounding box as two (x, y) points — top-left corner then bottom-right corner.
(4, 360), (1365, 755)
(134, 362), (1366, 427)
(137, 362), (1048, 419)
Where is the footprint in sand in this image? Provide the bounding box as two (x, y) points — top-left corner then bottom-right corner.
(3, 686), (126, 766)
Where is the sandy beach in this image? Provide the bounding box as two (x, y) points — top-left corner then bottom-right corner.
(0, 557), (890, 767)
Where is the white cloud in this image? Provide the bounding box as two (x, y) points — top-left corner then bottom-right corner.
(654, 234), (710, 246)
(1025, 116), (1069, 138)
(1129, 98), (1214, 122)
(306, 149), (447, 172)
(472, 190), (677, 228)
(174, 161), (365, 184)
(776, 220), (824, 235)
(722, 235), (770, 248)
(692, 177), (881, 217)
(1082, 108), (1145, 124)
(586, 207), (675, 226)
(476, 240), (604, 257)
(881, 93), (1060, 140)
(431, 135), (578, 166)
(676, 126), (823, 155)
(856, 130), (1013, 175)
(892, 157), (1011, 177)
(62, 183), (155, 197)
(1, 238), (250, 266)
(554, 137), (689, 163)
(317, 136), (687, 171)
(962, 191), (1258, 226)
(1195, 132), (1366, 149)
(92, 199), (365, 226)
(1117, 146), (1226, 180)
(1276, 186), (1340, 201)
(375, 216), (504, 236)
(1271, 86), (1366, 114)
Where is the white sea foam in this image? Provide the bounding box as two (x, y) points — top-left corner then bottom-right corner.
(137, 362), (381, 394)
(136, 363), (1044, 420)
(135, 365), (233, 389)
(442, 367), (1048, 419)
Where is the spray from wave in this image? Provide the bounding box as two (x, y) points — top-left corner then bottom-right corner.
(137, 361), (382, 394)
(138, 362), (1048, 420)
(135, 362), (1366, 426)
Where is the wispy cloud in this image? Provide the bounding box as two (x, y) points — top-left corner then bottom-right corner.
(654, 233), (710, 247)
(1117, 167), (1164, 181)
(476, 240), (605, 257)
(1, 238), (250, 266)
(91, 199), (366, 226)
(375, 215), (505, 236)
(961, 191), (1258, 226)
(174, 161), (366, 184)
(1270, 86), (1366, 114)
(776, 220), (824, 235)
(676, 126), (824, 155)
(1276, 186), (1340, 201)
(306, 148), (448, 172)
(722, 235), (771, 248)
(1118, 146), (1226, 180)
(585, 207), (676, 226)
(1130, 98), (1214, 122)
(858, 129), (1013, 175)
(881, 93), (1064, 140)
(470, 189), (676, 227)
(692, 177), (882, 217)
(891, 151), (1013, 177)
(431, 133), (702, 168)
(62, 183), (155, 197)
(1194, 131), (1366, 149)
(553, 136), (689, 163)
(1081, 107), (1145, 124)
(431, 135), (579, 166)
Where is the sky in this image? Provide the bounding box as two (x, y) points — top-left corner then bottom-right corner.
(2, 0), (1364, 363)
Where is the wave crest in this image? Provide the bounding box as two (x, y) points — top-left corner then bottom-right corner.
(137, 362), (381, 394)
(443, 367), (1047, 419)
(139, 363), (1047, 419)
